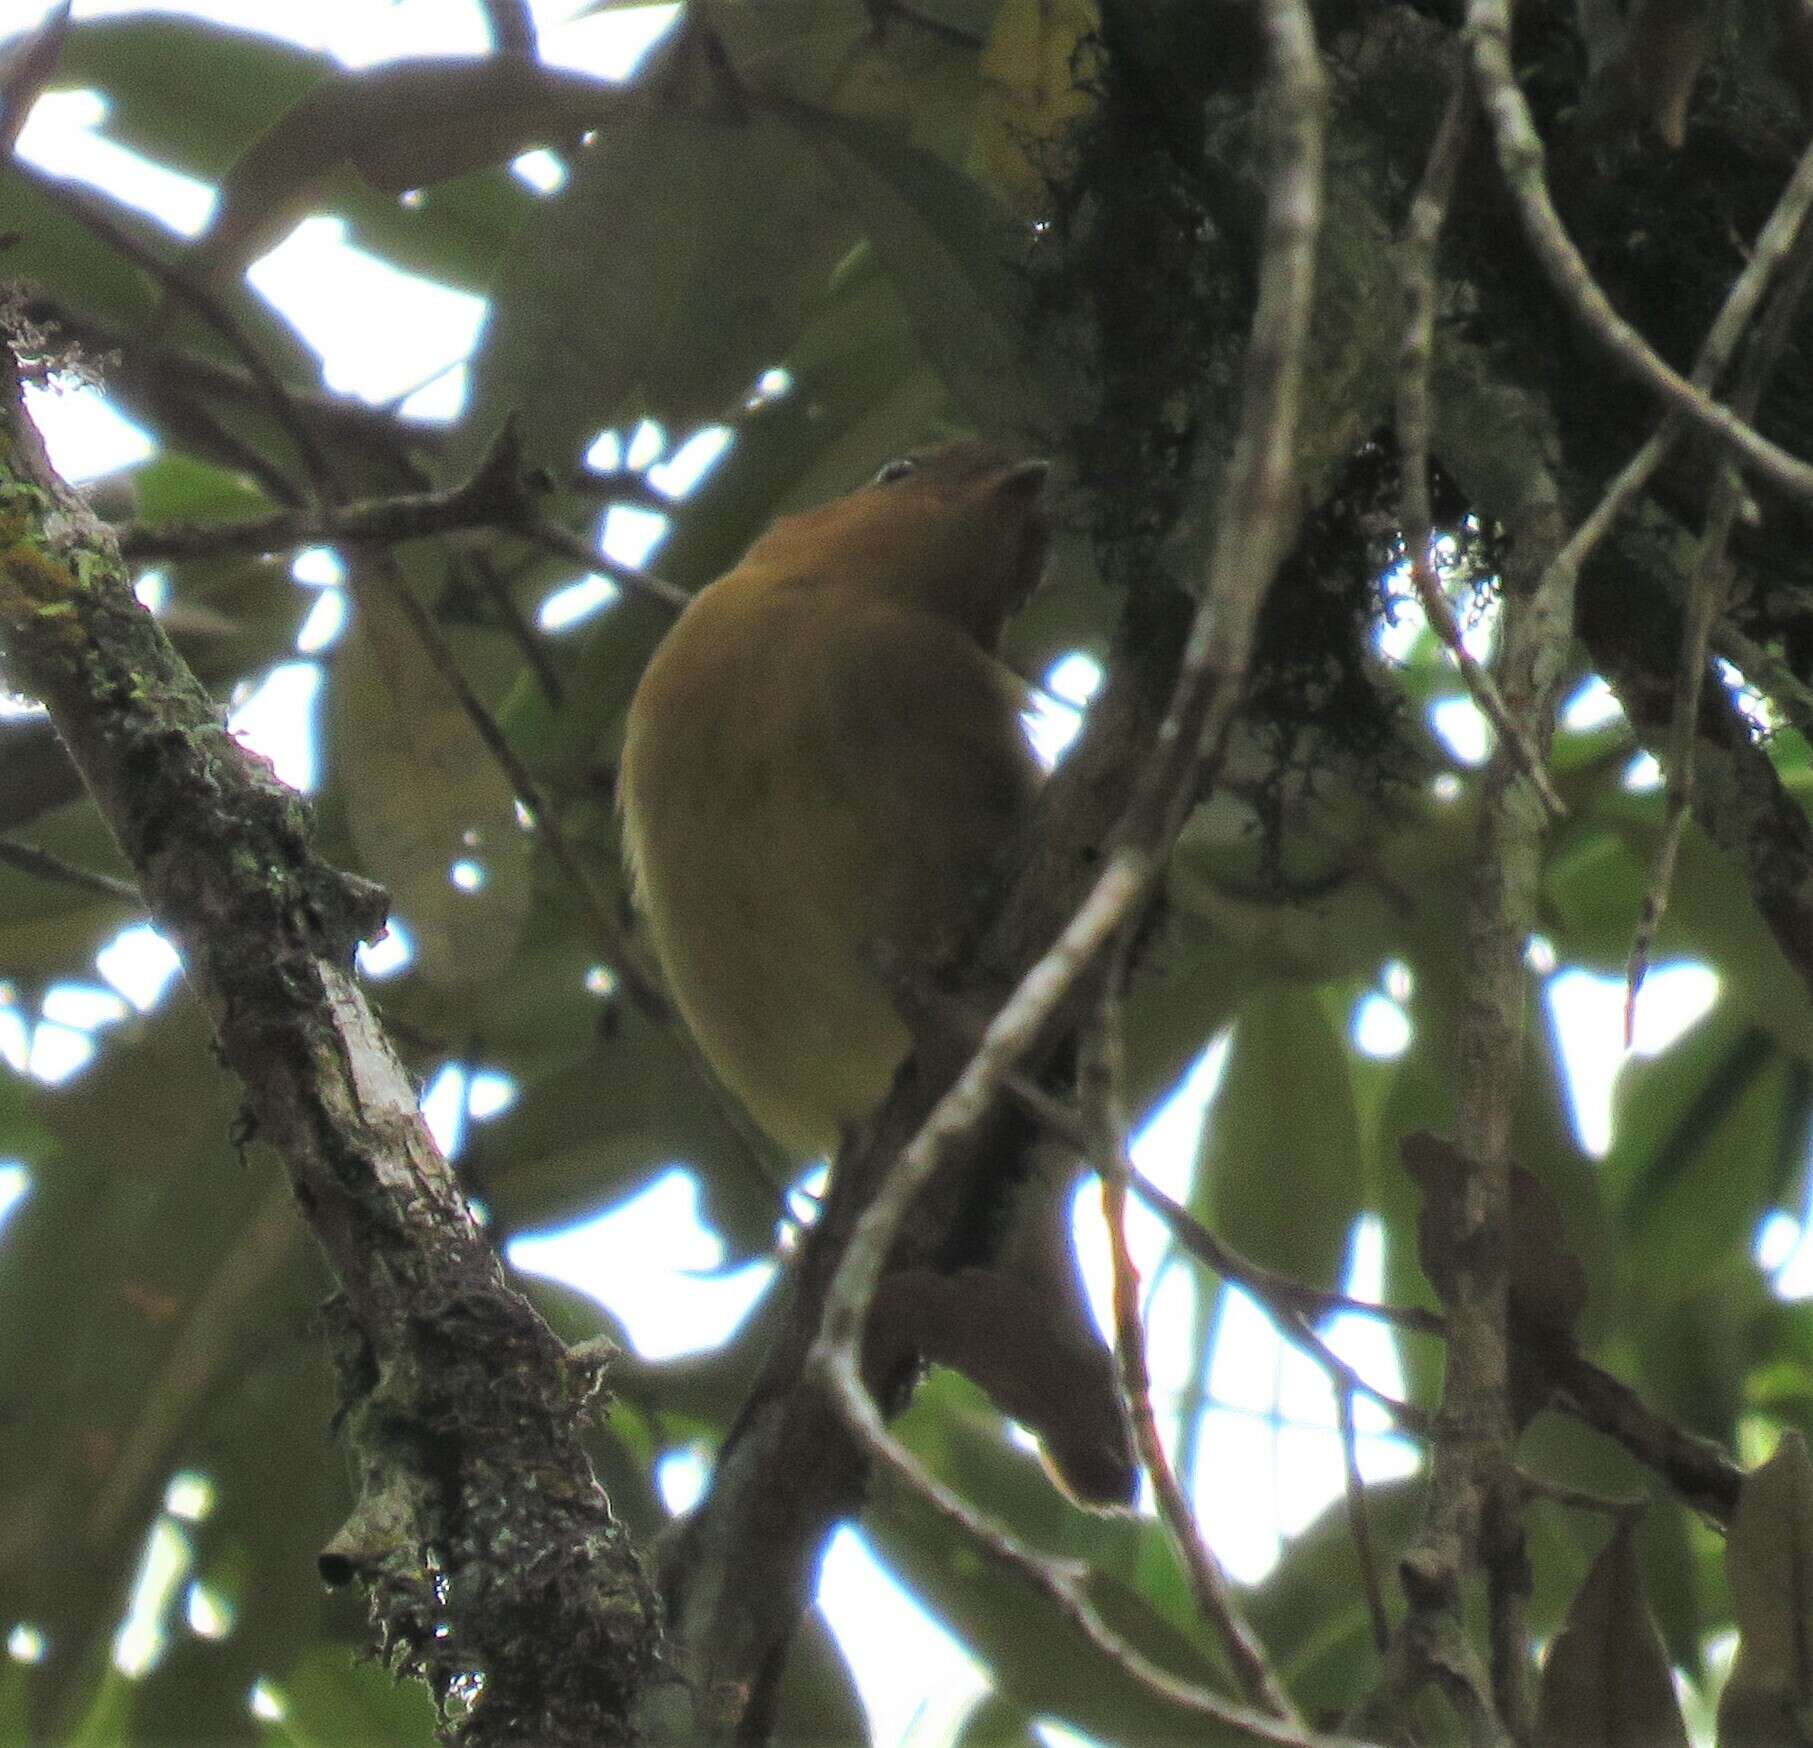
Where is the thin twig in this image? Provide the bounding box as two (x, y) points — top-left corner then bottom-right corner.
(1136, 1176), (1441, 1334)
(354, 552), (664, 1017)
(1465, 0), (1813, 507)
(1512, 1468), (1646, 1518)
(0, 835), (139, 900)
(127, 380), (305, 510)
(1086, 950), (1300, 1724)
(1607, 616), (1813, 1006)
(116, 419), (546, 561)
(481, 0), (537, 56)
(0, 3), (71, 156)
(1571, 115), (1813, 554)
(1405, 527), (1567, 817)
(463, 548), (565, 708)
(1010, 1072), (1444, 1337)
(1623, 470), (1741, 1042)
(1285, 1305), (1432, 1436)
(20, 163), (343, 500)
(807, 0), (1329, 1725)
(1337, 1382), (1392, 1655)
(1549, 1349), (1741, 1524)
(530, 518), (694, 613)
(1713, 619), (1813, 730)
(1626, 219), (1813, 1033)
(1008, 1069), (1431, 1430)
(1397, 73), (1565, 820)
(868, 1439), (1375, 1746)
(31, 298), (444, 467)
(1016, 1067), (1433, 1429)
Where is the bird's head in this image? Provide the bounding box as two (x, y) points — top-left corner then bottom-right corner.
(749, 440), (1050, 648)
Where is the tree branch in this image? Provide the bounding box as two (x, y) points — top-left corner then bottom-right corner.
(1465, 0), (1813, 506)
(481, 0), (537, 57)
(0, 832), (137, 900)
(1086, 950), (1302, 1723)
(20, 162), (344, 500)
(1549, 1349), (1741, 1523)
(114, 419), (545, 561)
(1587, 556), (1813, 1007)
(1519, 115), (1813, 600)
(1385, 372), (1577, 1741)
(31, 299), (445, 479)
(0, 337), (661, 1747)
(1396, 72), (1564, 821)
(1625, 213), (1813, 1027)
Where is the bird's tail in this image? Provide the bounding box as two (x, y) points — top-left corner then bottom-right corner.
(864, 1139), (1138, 1510)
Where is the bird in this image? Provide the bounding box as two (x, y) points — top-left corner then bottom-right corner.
(619, 440), (1136, 1507)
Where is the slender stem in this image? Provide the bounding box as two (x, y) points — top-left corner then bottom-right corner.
(1087, 952), (1300, 1723)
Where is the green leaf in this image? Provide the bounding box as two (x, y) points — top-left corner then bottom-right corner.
(329, 556), (533, 989)
(789, 104), (1056, 443)
(53, 17), (323, 179)
(774, 1607), (872, 1748)
(868, 1463), (1255, 1747)
(0, 995), (354, 1742)
(459, 105), (856, 487)
(0, 165), (168, 335)
(1248, 1478), (1425, 1703)
(1533, 1523), (1689, 1748)
(62, 1661), (137, 1748)
(1634, 1260), (1770, 1444)
(1607, 1017), (1787, 1313)
(267, 1647), (437, 1748)
(952, 1691), (1043, 1747)
(482, 1018), (783, 1259)
(56, 17), (539, 293)
(187, 57), (620, 290)
(1200, 983), (1365, 1288)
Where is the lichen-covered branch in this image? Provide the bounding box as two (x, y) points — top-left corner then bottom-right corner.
(0, 338), (661, 1747)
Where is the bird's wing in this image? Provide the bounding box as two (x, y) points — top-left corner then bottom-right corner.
(791, 595), (1041, 967)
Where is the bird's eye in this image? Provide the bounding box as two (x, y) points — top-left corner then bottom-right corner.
(871, 457), (918, 487)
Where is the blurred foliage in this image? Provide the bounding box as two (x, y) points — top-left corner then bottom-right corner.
(5, 0), (1813, 1743)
